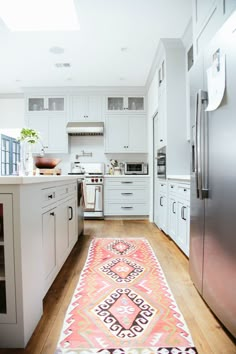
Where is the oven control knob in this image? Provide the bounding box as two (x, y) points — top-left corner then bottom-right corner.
(91, 178), (94, 183)
(95, 178), (98, 182)
(100, 178), (102, 182)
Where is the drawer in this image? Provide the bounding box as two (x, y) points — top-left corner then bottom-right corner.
(104, 202), (149, 216)
(57, 183), (77, 200)
(105, 178), (148, 189)
(177, 184), (190, 200)
(105, 188), (147, 202)
(168, 182), (178, 194)
(158, 181), (167, 193)
(41, 187), (57, 208)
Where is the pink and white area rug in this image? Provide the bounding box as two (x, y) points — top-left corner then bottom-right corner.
(56, 238), (198, 354)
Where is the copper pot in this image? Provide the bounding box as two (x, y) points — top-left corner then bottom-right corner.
(34, 157), (61, 169)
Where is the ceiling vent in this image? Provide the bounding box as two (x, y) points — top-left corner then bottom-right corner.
(55, 63), (71, 68)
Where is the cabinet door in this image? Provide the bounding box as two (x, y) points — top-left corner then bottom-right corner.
(28, 116), (49, 154)
(128, 115), (147, 152)
(157, 94), (167, 148)
(28, 97), (45, 112)
(177, 201), (190, 256)
(71, 96), (88, 120)
(157, 193), (167, 233)
(56, 201), (69, 267)
(48, 116), (68, 153)
(47, 97), (65, 111)
(42, 208), (56, 293)
(168, 196), (177, 242)
(88, 96), (103, 121)
(68, 197), (77, 247)
(105, 115), (129, 152)
(127, 97), (145, 112)
(0, 195), (16, 324)
(107, 97), (124, 111)
(194, 0), (217, 35)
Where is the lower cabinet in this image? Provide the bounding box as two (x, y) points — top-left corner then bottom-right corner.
(42, 208), (57, 293)
(104, 177), (149, 216)
(156, 179), (190, 257)
(0, 194), (16, 324)
(41, 183), (78, 296)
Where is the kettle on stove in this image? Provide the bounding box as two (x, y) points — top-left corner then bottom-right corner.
(71, 162), (84, 174)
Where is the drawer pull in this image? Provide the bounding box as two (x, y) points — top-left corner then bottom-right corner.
(68, 206), (73, 220)
(171, 185), (174, 188)
(121, 206), (133, 209)
(160, 196), (163, 206)
(181, 206), (187, 220)
(121, 181), (133, 184)
(121, 192), (133, 195)
(172, 201), (176, 214)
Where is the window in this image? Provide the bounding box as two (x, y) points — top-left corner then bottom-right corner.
(1, 135), (20, 176)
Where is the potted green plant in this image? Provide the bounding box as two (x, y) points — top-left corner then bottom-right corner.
(18, 128), (40, 176)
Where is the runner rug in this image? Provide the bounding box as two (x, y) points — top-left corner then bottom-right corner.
(56, 238), (198, 354)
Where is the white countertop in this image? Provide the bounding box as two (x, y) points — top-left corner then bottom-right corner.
(167, 175), (190, 181)
(0, 175), (78, 185)
(104, 174), (150, 178)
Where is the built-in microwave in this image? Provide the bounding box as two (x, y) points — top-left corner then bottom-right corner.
(124, 162), (148, 175)
(157, 147), (166, 178)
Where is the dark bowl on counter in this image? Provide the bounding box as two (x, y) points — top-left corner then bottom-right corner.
(34, 157), (61, 169)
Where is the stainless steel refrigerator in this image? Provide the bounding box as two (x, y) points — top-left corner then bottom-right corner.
(189, 11), (236, 338)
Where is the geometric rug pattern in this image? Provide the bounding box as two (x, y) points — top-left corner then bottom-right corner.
(56, 238), (198, 353)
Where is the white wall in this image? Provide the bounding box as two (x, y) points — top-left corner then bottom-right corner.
(48, 136), (148, 174)
(0, 98), (25, 129)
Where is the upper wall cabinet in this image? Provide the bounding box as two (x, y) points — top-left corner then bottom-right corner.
(70, 95), (103, 122)
(192, 0), (236, 56)
(106, 96), (145, 113)
(105, 114), (147, 153)
(26, 96), (65, 113)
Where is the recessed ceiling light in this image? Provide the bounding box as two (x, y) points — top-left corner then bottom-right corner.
(0, 0), (80, 31)
(50, 46), (65, 54)
(121, 47), (128, 52)
(15, 79), (21, 82)
(55, 63), (71, 68)
(66, 77), (72, 81)
(120, 77), (126, 81)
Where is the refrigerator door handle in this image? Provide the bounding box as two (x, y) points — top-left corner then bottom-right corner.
(199, 89), (209, 199)
(196, 89), (209, 200)
(195, 91), (200, 198)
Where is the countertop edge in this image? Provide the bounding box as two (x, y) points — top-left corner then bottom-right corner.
(0, 175), (79, 185)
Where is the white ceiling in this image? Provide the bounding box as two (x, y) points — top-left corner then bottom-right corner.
(0, 0), (192, 93)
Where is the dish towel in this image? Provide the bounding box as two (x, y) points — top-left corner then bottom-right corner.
(83, 181), (96, 210)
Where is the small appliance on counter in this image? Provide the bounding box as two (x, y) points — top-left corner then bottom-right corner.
(124, 162), (148, 175)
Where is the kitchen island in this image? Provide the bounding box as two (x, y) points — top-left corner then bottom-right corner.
(0, 176), (78, 348)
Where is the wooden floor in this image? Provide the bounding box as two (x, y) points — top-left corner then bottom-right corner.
(0, 220), (235, 354)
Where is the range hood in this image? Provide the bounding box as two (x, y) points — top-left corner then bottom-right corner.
(66, 122), (104, 136)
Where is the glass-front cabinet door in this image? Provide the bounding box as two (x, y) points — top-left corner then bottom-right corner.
(0, 194), (16, 324)
(106, 96), (144, 113)
(27, 96), (65, 112)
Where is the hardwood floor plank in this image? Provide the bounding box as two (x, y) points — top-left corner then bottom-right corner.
(0, 220), (235, 354)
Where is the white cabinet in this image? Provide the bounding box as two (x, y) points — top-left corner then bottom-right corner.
(155, 39), (189, 175)
(104, 177), (149, 216)
(156, 181), (168, 234)
(167, 181), (190, 256)
(42, 208), (56, 292)
(0, 195), (16, 324)
(192, 0), (236, 56)
(106, 96), (145, 113)
(26, 96), (65, 112)
(28, 115), (68, 153)
(70, 95), (103, 121)
(105, 114), (147, 153)
(41, 182), (78, 295)
(177, 200), (190, 256)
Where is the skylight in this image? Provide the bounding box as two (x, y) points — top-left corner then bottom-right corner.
(0, 0), (80, 31)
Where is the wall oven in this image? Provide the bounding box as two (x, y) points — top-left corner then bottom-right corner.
(156, 147), (166, 179)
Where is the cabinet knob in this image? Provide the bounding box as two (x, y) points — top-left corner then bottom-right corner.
(160, 139), (163, 142)
(50, 212), (55, 216)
